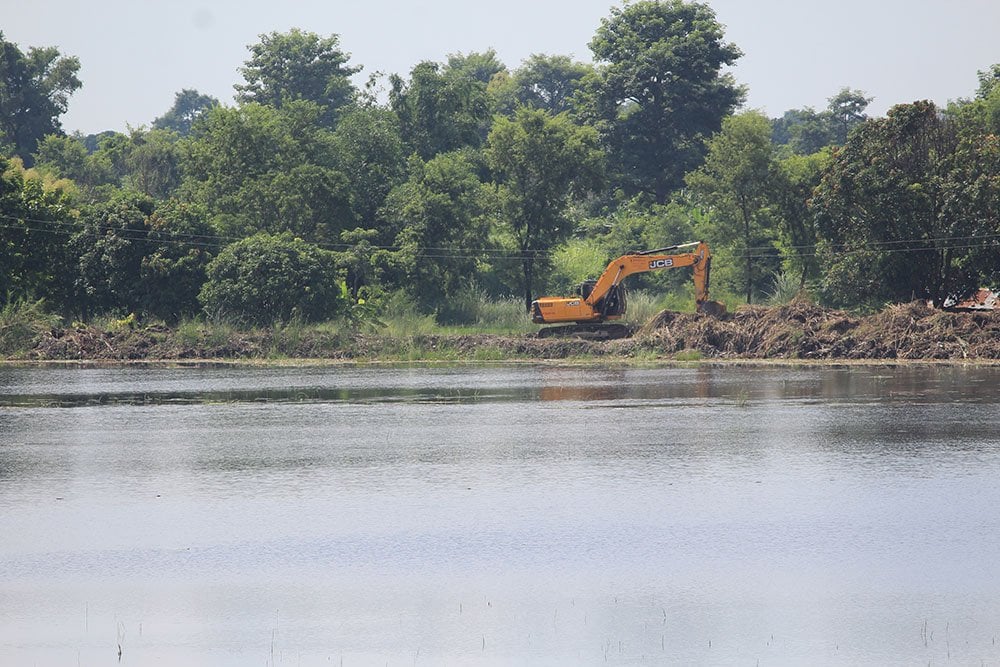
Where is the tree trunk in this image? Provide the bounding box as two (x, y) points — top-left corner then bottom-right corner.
(742, 202), (753, 304)
(522, 255), (534, 312)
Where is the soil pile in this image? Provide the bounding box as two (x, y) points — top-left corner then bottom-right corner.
(15, 301), (1000, 362)
(637, 300), (1000, 360)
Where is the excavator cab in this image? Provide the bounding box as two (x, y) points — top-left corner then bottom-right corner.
(576, 279), (597, 299)
(596, 284), (627, 317)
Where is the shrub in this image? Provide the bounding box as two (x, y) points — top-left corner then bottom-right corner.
(199, 232), (343, 325)
(0, 297), (60, 356)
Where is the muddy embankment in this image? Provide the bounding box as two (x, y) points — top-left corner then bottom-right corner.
(16, 300), (1000, 362)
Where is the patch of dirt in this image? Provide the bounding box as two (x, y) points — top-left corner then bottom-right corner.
(16, 301), (1000, 362)
(636, 300), (1000, 360)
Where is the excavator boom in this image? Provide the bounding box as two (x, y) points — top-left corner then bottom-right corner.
(531, 240), (722, 338)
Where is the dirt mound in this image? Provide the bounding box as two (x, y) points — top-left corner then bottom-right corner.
(638, 300), (1000, 360)
(15, 301), (1000, 362)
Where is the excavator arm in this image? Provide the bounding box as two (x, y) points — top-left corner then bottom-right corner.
(531, 241), (722, 336)
(583, 241), (713, 312)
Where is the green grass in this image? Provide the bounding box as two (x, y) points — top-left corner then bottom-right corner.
(0, 297), (60, 357)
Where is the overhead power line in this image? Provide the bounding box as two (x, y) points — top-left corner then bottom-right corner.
(2, 212), (999, 262)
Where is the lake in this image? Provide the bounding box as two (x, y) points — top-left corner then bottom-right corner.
(1, 363), (999, 665)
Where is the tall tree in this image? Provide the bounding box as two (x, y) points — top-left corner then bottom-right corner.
(486, 108), (604, 310)
(812, 101), (1000, 308)
(511, 54), (592, 115)
(330, 106), (407, 228)
(0, 33), (81, 165)
(235, 29), (360, 127)
(152, 89), (219, 136)
(687, 111), (779, 303)
(976, 63), (1000, 99)
(585, 0), (744, 202)
(179, 102), (355, 241)
(389, 57), (494, 159)
(826, 87), (872, 144)
(0, 157), (79, 308)
(380, 152), (493, 316)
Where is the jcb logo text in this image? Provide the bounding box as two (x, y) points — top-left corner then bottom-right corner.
(649, 259), (674, 269)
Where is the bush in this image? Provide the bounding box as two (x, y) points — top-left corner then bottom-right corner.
(0, 297), (60, 356)
(198, 232), (343, 325)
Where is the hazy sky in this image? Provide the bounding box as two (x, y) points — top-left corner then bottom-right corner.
(4, 0), (999, 135)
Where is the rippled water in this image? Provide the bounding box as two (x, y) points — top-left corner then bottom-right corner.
(2, 363), (999, 665)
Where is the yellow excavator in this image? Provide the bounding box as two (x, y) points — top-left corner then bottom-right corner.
(531, 240), (726, 339)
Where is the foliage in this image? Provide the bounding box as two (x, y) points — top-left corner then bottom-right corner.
(389, 58), (494, 159)
(772, 88), (872, 155)
(486, 107), (604, 309)
(235, 29), (360, 127)
(811, 100), (1000, 307)
(763, 271), (806, 305)
(0, 33), (81, 165)
(198, 232), (344, 325)
(70, 191), (152, 316)
(498, 54), (592, 116)
(152, 89), (219, 136)
(976, 64), (1000, 99)
(179, 102), (355, 241)
(379, 151), (493, 317)
(330, 106), (407, 227)
(769, 150), (830, 287)
(32, 134), (89, 182)
(585, 0), (744, 202)
(0, 296), (60, 356)
(139, 200), (217, 321)
(687, 111), (780, 303)
(0, 157), (79, 309)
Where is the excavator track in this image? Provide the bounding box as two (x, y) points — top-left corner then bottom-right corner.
(537, 323), (632, 340)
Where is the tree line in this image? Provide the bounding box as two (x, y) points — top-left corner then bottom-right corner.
(2, 1), (1000, 329)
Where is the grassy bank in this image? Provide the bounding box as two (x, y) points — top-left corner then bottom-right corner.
(1, 290), (679, 363)
(6, 295), (1000, 364)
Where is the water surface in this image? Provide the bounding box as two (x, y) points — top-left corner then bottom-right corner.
(1, 363), (999, 665)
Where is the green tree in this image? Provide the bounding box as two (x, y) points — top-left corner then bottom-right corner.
(687, 111), (779, 303)
(330, 106), (407, 227)
(506, 54), (592, 116)
(180, 102), (355, 241)
(770, 150), (830, 289)
(826, 87), (872, 145)
(486, 108), (604, 309)
(389, 58), (494, 159)
(976, 63), (1000, 99)
(771, 108), (834, 155)
(152, 89), (219, 136)
(235, 29), (360, 127)
(585, 0), (744, 202)
(72, 191), (156, 317)
(123, 128), (183, 199)
(0, 34), (82, 165)
(199, 232), (343, 325)
(32, 134), (90, 182)
(445, 50), (507, 85)
(0, 157), (79, 308)
(812, 101), (1000, 308)
(380, 151), (493, 316)
(139, 200), (216, 321)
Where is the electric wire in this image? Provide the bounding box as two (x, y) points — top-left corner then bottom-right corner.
(2, 212), (1000, 262)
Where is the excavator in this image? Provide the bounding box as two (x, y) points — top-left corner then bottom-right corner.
(531, 240), (726, 339)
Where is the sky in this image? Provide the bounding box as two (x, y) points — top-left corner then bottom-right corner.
(4, 0), (1000, 135)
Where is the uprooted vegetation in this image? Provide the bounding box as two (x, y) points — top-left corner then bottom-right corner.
(636, 300), (1000, 360)
(8, 300), (1000, 362)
